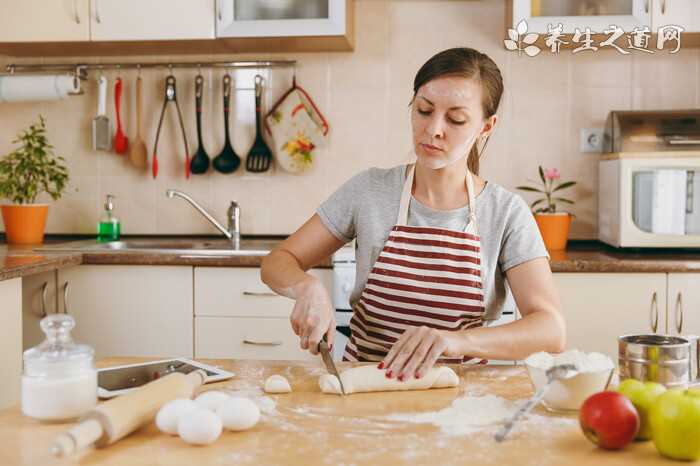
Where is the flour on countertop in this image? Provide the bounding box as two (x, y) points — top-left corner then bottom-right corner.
(525, 349), (613, 373)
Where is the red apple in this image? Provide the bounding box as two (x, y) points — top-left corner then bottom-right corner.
(579, 391), (640, 450)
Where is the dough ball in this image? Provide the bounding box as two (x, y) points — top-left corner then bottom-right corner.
(318, 374), (341, 394)
(433, 367), (460, 388)
(156, 399), (199, 435)
(216, 397), (261, 431)
(264, 375), (292, 394)
(177, 410), (222, 445)
(194, 390), (231, 412)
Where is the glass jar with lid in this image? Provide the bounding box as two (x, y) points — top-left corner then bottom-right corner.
(22, 314), (97, 421)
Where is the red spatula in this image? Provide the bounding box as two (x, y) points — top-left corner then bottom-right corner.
(113, 77), (129, 155)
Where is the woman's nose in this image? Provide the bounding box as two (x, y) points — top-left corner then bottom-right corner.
(425, 115), (445, 139)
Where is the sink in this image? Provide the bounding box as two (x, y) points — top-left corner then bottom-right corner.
(35, 238), (279, 256)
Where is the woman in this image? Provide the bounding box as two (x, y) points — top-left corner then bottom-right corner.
(261, 47), (565, 382)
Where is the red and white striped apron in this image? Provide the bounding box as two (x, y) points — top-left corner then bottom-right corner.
(344, 163), (486, 364)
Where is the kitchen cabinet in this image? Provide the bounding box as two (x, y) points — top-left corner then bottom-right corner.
(509, 0), (651, 34)
(0, 0), (90, 43)
(194, 267), (332, 360)
(90, 0), (216, 41)
(56, 265), (194, 359)
(554, 273), (666, 360)
(0, 278), (22, 410)
(21, 270), (59, 350)
(216, 0), (348, 38)
(667, 273), (700, 336)
(652, 0), (700, 32)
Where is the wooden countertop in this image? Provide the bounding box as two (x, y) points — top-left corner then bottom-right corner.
(2, 237), (700, 282)
(0, 358), (676, 466)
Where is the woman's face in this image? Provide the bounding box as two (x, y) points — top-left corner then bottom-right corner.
(411, 75), (491, 170)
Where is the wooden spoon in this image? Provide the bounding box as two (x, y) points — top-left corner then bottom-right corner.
(129, 76), (148, 169)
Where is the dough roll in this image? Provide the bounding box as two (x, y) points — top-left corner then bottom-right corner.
(319, 365), (459, 395)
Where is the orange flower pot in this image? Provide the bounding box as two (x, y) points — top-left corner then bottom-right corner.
(1, 204), (49, 244)
(534, 212), (572, 251)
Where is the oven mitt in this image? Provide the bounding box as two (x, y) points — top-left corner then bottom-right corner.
(265, 84), (328, 174)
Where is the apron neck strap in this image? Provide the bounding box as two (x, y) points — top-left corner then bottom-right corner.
(396, 164), (479, 230)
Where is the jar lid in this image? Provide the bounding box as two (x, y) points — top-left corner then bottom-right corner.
(23, 314), (94, 376)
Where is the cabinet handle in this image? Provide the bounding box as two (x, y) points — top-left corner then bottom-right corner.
(73, 0), (81, 24)
(662, 0), (667, 15)
(675, 292), (684, 334)
(242, 339), (283, 346)
(62, 282), (70, 314)
(217, 0), (222, 21)
(650, 291), (659, 333)
(39, 281), (48, 318)
(644, 0), (649, 14)
(94, 0), (101, 24)
(242, 291), (278, 297)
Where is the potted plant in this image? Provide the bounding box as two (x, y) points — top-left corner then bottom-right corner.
(517, 166), (576, 250)
(0, 116), (69, 244)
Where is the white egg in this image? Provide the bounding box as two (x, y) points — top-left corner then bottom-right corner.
(216, 397), (261, 431)
(194, 390), (231, 412)
(264, 374), (292, 394)
(177, 409), (222, 445)
(155, 399), (199, 435)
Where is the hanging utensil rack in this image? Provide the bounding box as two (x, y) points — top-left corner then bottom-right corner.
(3, 59), (297, 94)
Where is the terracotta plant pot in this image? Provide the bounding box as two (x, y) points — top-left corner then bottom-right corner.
(1, 204), (49, 244)
(534, 212), (572, 251)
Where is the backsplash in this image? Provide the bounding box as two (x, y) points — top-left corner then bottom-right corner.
(0, 0), (698, 239)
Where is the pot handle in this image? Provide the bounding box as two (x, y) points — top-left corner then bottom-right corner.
(650, 291), (659, 333)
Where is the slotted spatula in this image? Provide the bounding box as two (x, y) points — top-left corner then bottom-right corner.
(245, 75), (273, 173)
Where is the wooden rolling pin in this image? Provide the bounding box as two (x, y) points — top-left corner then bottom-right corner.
(50, 369), (206, 457)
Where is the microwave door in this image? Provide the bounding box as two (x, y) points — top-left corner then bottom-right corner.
(633, 172), (654, 233)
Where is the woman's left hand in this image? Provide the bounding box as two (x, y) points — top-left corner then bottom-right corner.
(379, 326), (465, 381)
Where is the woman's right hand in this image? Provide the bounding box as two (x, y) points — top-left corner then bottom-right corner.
(289, 275), (336, 355)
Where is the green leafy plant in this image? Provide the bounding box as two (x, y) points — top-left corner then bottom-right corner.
(516, 166), (576, 214)
(0, 116), (69, 204)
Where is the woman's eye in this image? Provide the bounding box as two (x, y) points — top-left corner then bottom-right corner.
(449, 118), (466, 125)
(417, 109), (431, 115)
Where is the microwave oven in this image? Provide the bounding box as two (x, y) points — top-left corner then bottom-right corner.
(598, 110), (700, 248)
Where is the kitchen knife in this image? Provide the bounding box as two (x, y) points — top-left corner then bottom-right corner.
(318, 334), (346, 396)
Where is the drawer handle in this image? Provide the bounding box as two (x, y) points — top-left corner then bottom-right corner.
(243, 339), (283, 346)
(242, 291), (278, 297)
(650, 291), (659, 333)
(62, 281), (70, 314)
(675, 292), (684, 334)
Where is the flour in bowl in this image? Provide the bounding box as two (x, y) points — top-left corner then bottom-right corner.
(525, 349), (613, 373)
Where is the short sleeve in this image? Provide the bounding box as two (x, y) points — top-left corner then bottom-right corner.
(498, 196), (550, 272)
(316, 169), (370, 243)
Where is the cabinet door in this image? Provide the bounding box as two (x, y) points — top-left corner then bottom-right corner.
(217, 0), (347, 37)
(90, 0), (215, 41)
(667, 273), (700, 336)
(0, 278), (22, 410)
(511, 0), (651, 33)
(0, 0), (90, 42)
(553, 273), (666, 360)
(57, 265), (193, 359)
(652, 0), (700, 32)
(21, 270), (58, 349)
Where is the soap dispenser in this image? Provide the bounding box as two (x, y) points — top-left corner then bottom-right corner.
(97, 194), (120, 242)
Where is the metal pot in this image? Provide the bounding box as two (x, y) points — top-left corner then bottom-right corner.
(618, 334), (692, 388)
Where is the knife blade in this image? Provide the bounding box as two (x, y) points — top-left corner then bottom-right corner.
(318, 334), (347, 396)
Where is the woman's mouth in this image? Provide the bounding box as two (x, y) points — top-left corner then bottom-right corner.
(420, 143), (444, 154)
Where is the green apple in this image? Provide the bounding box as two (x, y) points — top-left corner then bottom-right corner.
(649, 388), (700, 461)
(616, 378), (667, 440)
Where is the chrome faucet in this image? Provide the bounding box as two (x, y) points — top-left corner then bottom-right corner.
(165, 189), (240, 247)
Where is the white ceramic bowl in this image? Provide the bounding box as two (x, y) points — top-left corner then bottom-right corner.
(524, 362), (615, 412)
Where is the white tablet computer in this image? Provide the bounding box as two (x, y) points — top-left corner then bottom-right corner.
(97, 358), (235, 399)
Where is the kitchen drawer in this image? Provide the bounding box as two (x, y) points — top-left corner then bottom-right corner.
(194, 267), (332, 318)
(194, 316), (315, 361)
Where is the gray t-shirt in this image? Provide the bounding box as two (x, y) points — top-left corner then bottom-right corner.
(316, 164), (549, 321)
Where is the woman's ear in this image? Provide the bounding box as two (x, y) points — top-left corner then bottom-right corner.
(480, 115), (498, 140)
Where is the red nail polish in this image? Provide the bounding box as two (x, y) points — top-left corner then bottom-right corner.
(386, 370), (393, 378)
(377, 362), (385, 369)
(398, 374), (405, 382)
(415, 372), (422, 379)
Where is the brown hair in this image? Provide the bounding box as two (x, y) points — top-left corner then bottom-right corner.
(412, 48), (504, 175)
